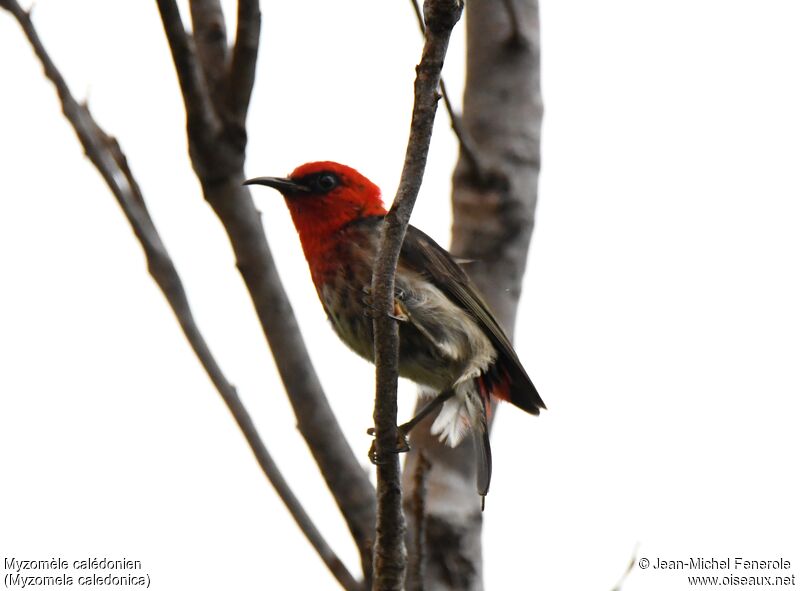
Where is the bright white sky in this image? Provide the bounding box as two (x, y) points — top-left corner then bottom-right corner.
(2, 1), (799, 590)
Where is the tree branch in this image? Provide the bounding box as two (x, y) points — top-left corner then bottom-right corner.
(155, 0), (220, 137)
(406, 453), (432, 591)
(501, 0), (527, 47)
(408, 0), (484, 179)
(228, 0), (260, 125)
(370, 1), (463, 589)
(610, 545), (639, 591)
(188, 0), (229, 102)
(0, 3), (360, 590)
(154, 0), (377, 580)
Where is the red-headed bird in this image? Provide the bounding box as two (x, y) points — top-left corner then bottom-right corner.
(246, 162), (544, 499)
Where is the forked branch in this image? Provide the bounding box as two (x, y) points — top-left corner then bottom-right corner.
(1, 2), (360, 589)
(155, 0), (377, 581)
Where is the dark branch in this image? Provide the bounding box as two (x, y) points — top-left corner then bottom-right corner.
(0, 4), (360, 590)
(501, 0), (527, 47)
(154, 0), (377, 580)
(228, 0), (261, 125)
(370, 1), (463, 589)
(408, 0), (485, 178)
(188, 0), (229, 102)
(406, 453), (432, 591)
(155, 0), (221, 136)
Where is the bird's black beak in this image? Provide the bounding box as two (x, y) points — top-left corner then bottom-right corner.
(243, 176), (310, 195)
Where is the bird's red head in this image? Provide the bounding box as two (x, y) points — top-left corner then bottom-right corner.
(245, 161), (387, 273)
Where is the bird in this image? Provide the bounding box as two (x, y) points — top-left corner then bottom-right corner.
(245, 161), (544, 500)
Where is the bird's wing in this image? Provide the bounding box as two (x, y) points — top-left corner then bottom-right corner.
(400, 225), (545, 415)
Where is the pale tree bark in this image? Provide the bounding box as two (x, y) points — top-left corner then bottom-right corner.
(402, 1), (543, 589)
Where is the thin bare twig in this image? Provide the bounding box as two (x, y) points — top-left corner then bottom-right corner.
(407, 453), (432, 591)
(371, 1), (464, 589)
(610, 545), (639, 591)
(154, 0), (377, 582)
(408, 0), (484, 178)
(0, 3), (360, 590)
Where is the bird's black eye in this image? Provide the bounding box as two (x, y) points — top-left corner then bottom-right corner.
(294, 171), (341, 195)
(316, 173), (338, 192)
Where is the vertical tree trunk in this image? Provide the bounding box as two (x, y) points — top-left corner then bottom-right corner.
(402, 1), (543, 588)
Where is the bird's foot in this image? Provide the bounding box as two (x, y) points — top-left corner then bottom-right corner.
(367, 426), (411, 465)
(388, 305), (409, 322)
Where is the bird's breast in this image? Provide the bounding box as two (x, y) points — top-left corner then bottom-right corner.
(308, 221), (498, 392)
(318, 264), (376, 363)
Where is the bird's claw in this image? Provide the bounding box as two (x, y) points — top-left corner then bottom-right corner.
(391, 299), (409, 322)
(367, 427), (411, 465)
(360, 297), (409, 322)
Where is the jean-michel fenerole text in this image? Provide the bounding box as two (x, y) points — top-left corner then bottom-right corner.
(653, 557), (792, 570)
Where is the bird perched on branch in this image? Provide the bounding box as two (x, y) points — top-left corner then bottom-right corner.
(246, 161), (544, 501)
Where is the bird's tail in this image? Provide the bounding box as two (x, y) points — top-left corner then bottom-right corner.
(472, 397), (492, 502)
(430, 380), (493, 500)
(431, 359), (539, 503)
